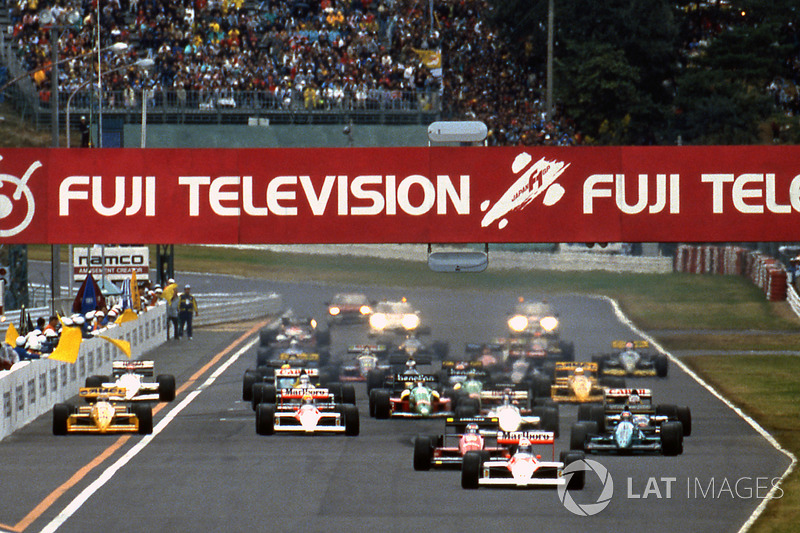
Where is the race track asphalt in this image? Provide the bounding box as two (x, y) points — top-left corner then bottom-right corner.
(0, 271), (791, 533)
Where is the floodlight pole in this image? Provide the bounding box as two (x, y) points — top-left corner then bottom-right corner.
(546, 0), (554, 121)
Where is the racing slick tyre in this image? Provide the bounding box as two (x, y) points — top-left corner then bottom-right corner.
(255, 346), (273, 367)
(344, 405), (359, 436)
(655, 354), (669, 378)
(533, 397), (556, 408)
(541, 361), (556, 381)
(559, 341), (576, 362)
(577, 404), (592, 422)
(156, 374), (176, 402)
(374, 389), (391, 419)
(570, 422), (591, 451)
(342, 384), (357, 406)
(251, 384), (276, 411)
(591, 355), (606, 373)
(318, 349), (331, 367)
(589, 405), (606, 432)
(256, 404), (276, 435)
(53, 403), (70, 435)
(563, 451), (586, 490)
(315, 328), (331, 347)
(660, 420), (684, 456)
(461, 451), (482, 489)
(531, 375), (552, 398)
(536, 406), (560, 438)
(366, 369), (385, 395)
(369, 389), (378, 417)
(259, 326), (278, 346)
(656, 404), (678, 419)
(676, 406), (692, 437)
(413, 436), (433, 470)
(328, 383), (344, 403)
(134, 404), (154, 434)
(601, 376), (626, 389)
(431, 340), (449, 359)
(456, 397), (480, 418)
(242, 370), (257, 402)
(85, 375), (110, 388)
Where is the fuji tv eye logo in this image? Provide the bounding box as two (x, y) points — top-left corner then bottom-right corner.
(0, 156), (39, 237)
(557, 458), (614, 516)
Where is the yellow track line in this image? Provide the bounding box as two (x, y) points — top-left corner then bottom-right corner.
(0, 319), (268, 532)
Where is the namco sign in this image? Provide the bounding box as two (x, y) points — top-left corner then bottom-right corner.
(1, 146), (800, 244)
(72, 245), (149, 282)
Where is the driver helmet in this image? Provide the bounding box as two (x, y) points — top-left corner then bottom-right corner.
(126, 363), (136, 373)
(465, 422), (479, 435)
(625, 341), (634, 349)
(406, 358), (416, 371)
(620, 407), (632, 421)
(502, 387), (513, 403)
(628, 393), (641, 405)
(302, 393), (313, 405)
(517, 437), (532, 455)
(574, 366), (584, 375)
(289, 338), (299, 348)
(299, 373), (310, 387)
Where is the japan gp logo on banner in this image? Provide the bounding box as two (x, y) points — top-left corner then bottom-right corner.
(480, 151), (569, 229)
(0, 156), (39, 237)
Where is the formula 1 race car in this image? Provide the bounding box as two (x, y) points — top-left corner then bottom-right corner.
(506, 299), (562, 339)
(592, 340), (669, 378)
(368, 298), (424, 336)
(52, 386), (153, 435)
(474, 387), (560, 437)
(461, 431), (586, 489)
(571, 389), (690, 456)
(255, 388), (359, 436)
(336, 344), (387, 382)
(255, 337), (330, 368)
(258, 313), (331, 349)
(326, 293), (373, 324)
(369, 373), (453, 419)
(85, 360), (176, 403)
(248, 366), (356, 410)
(413, 416), (510, 470)
(546, 361), (624, 403)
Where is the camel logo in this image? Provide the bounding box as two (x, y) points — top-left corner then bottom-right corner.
(557, 458), (614, 516)
(480, 152), (570, 229)
(0, 156), (39, 237)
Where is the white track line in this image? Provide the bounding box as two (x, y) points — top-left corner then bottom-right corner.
(600, 295), (797, 533)
(40, 337), (257, 533)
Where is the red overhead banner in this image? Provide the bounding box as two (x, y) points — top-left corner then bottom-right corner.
(0, 146), (799, 244)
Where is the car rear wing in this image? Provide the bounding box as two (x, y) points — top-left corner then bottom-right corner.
(441, 359), (483, 369)
(497, 430), (556, 446)
(79, 386), (126, 399)
(464, 342), (504, 355)
(393, 373), (438, 384)
(275, 367), (320, 378)
(611, 340), (649, 349)
(279, 388), (332, 401)
(278, 352), (319, 361)
(445, 415), (499, 431)
(347, 344), (386, 354)
(480, 389), (528, 402)
(605, 388), (652, 398)
(112, 360), (154, 377)
(388, 353), (432, 366)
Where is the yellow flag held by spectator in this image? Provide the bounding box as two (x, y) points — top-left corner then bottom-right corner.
(131, 271), (141, 311)
(48, 327), (83, 364)
(4, 322), (19, 347)
(115, 308), (138, 324)
(99, 335), (131, 358)
(161, 283), (178, 302)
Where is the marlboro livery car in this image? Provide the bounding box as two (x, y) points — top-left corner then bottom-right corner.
(461, 431), (585, 489)
(413, 416), (510, 470)
(593, 340), (669, 378)
(549, 362), (624, 403)
(249, 367), (355, 409)
(255, 388), (359, 436)
(52, 387), (153, 435)
(86, 360), (176, 402)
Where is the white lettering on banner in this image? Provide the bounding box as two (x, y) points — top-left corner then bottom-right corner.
(584, 174), (680, 214)
(177, 174), (469, 217)
(702, 173), (796, 214)
(60, 175), (156, 217)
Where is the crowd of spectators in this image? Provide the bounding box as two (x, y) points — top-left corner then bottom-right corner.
(3, 0), (580, 146)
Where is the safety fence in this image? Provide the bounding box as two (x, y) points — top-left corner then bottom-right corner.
(674, 244), (789, 301)
(0, 291), (283, 441)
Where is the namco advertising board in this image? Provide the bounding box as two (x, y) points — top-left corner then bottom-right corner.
(0, 146), (799, 244)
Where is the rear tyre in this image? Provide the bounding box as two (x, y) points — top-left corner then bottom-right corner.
(242, 370), (257, 402)
(601, 376), (626, 389)
(559, 341), (575, 362)
(540, 406), (560, 438)
(563, 451), (586, 490)
(156, 374), (176, 402)
(374, 389), (391, 419)
(413, 436), (433, 470)
(342, 384), (356, 405)
(53, 403), (70, 435)
(344, 405), (359, 436)
(369, 388), (378, 417)
(656, 404), (678, 418)
(589, 405), (606, 432)
(252, 383), (276, 410)
(366, 369), (384, 395)
(134, 404), (153, 434)
(570, 422), (590, 451)
(461, 451), (482, 489)
(661, 421), (683, 456)
(676, 406), (692, 437)
(85, 375), (109, 388)
(255, 346), (272, 367)
(655, 354), (669, 378)
(532, 375), (552, 398)
(256, 404), (275, 435)
(577, 403), (592, 422)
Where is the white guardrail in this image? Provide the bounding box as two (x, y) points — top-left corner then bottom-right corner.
(0, 292), (283, 441)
